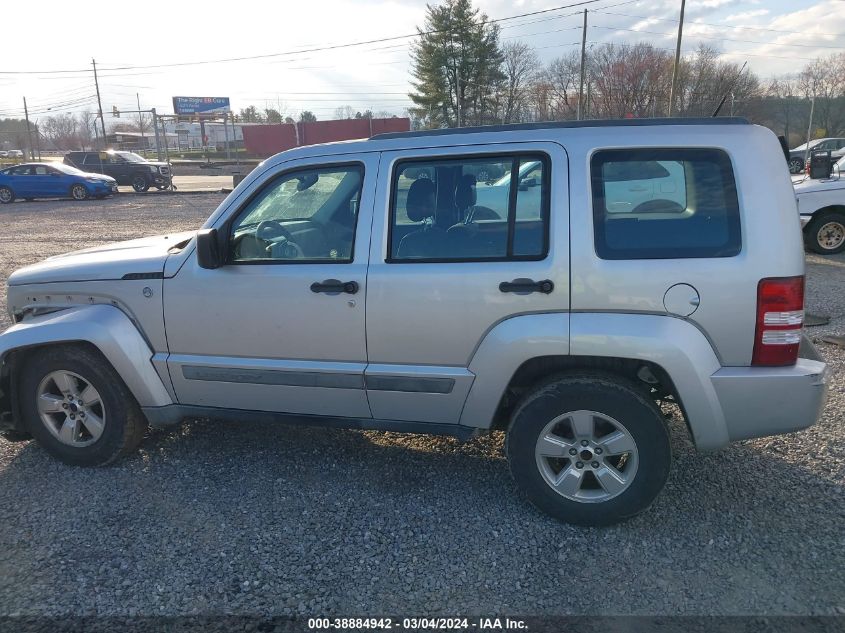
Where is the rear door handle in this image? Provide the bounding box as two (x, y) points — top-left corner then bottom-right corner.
(499, 278), (554, 294)
(310, 279), (359, 295)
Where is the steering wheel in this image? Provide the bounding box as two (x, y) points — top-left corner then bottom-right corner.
(255, 220), (305, 259)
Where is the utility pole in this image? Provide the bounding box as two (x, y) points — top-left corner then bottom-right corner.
(668, 0), (686, 117)
(456, 67), (461, 128)
(22, 97), (34, 160)
(577, 9), (588, 121)
(804, 96), (816, 167)
(137, 93), (146, 154)
(92, 58), (107, 141)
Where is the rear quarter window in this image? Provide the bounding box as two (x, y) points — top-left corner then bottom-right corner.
(591, 148), (741, 259)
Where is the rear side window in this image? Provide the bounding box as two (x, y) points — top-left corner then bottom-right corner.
(591, 148), (741, 259)
(389, 153), (549, 262)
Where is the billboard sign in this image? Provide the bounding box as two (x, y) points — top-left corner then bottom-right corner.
(172, 96), (230, 115)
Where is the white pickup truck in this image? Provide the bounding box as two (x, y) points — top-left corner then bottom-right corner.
(795, 156), (845, 254)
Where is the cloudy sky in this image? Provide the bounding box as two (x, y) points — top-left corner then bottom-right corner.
(1, 0), (842, 123)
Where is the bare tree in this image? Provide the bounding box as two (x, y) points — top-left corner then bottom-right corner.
(77, 110), (97, 148)
(799, 53), (845, 136)
(333, 105), (356, 120)
(42, 113), (80, 151)
(535, 51), (582, 121)
(589, 43), (672, 118)
(498, 42), (539, 123)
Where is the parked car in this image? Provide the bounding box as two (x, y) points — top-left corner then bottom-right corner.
(0, 162), (117, 203)
(0, 118), (828, 526)
(6, 150), (24, 159)
(0, 151), (8, 158)
(788, 137), (845, 174)
(795, 155), (845, 254)
(64, 150), (171, 192)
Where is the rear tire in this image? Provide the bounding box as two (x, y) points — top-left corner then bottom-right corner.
(805, 212), (845, 254)
(19, 344), (148, 466)
(0, 186), (14, 204)
(788, 157), (805, 174)
(506, 373), (671, 526)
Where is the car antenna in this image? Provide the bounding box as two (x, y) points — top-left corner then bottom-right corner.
(712, 61), (748, 117)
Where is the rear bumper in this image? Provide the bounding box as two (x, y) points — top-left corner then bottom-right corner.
(710, 341), (828, 442)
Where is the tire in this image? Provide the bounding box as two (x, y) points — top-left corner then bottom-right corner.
(505, 373), (671, 526)
(788, 157), (805, 174)
(131, 174), (150, 192)
(0, 185), (14, 204)
(805, 212), (845, 254)
(70, 184), (89, 201)
(19, 344), (148, 466)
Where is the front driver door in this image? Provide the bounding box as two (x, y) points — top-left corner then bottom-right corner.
(164, 153), (377, 418)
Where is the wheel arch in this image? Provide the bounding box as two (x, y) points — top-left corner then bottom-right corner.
(0, 305), (172, 433)
(803, 204), (845, 230)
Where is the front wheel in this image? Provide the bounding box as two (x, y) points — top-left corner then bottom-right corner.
(132, 174), (150, 192)
(0, 185), (14, 204)
(70, 184), (89, 200)
(506, 373), (671, 526)
(19, 344), (148, 466)
(806, 212), (845, 254)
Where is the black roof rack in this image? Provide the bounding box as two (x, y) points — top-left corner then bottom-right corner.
(371, 117), (750, 141)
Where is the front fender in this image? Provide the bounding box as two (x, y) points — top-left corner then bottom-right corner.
(0, 305), (173, 408)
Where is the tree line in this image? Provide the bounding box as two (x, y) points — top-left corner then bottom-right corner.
(408, 0), (845, 146)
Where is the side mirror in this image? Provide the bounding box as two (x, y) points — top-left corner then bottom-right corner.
(196, 228), (222, 269)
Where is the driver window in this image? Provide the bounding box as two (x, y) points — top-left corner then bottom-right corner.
(229, 164), (363, 263)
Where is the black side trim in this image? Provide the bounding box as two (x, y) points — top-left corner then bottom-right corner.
(141, 405), (479, 441)
(121, 272), (164, 280)
(182, 365), (364, 390)
(365, 375), (455, 394)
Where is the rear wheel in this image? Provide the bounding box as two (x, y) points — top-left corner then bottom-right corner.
(19, 345), (148, 466)
(806, 212), (845, 254)
(506, 373), (671, 526)
(132, 174), (150, 192)
(788, 157), (805, 174)
(70, 184), (89, 200)
(0, 186), (14, 204)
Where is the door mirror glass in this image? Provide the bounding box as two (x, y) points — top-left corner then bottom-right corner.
(196, 228), (222, 269)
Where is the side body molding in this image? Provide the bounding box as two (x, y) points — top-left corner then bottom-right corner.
(0, 305), (173, 408)
(570, 313), (728, 450)
(460, 313), (570, 429)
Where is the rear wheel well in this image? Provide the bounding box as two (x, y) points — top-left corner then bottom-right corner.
(490, 355), (684, 431)
(805, 205), (845, 228)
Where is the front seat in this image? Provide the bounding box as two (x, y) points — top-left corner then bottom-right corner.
(397, 178), (447, 258)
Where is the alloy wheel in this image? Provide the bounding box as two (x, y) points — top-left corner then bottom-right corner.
(36, 370), (106, 447)
(816, 221), (845, 251)
(534, 409), (639, 503)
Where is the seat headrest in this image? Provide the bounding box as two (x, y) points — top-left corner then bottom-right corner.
(455, 174), (476, 211)
(406, 178), (436, 223)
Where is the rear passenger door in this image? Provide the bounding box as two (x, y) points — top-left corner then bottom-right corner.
(365, 142), (569, 425)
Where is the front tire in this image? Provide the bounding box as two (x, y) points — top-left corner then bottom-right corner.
(132, 174), (150, 192)
(70, 184), (89, 200)
(0, 185), (14, 204)
(19, 345), (148, 466)
(806, 212), (845, 254)
(506, 373), (671, 526)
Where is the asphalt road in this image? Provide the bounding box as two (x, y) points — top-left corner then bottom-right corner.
(0, 195), (843, 618)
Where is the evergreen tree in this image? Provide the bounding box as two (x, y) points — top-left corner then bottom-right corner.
(409, 0), (504, 128)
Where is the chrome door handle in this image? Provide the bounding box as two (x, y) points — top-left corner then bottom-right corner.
(310, 279), (359, 295)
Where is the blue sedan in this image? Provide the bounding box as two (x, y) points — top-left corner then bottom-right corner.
(0, 162), (118, 204)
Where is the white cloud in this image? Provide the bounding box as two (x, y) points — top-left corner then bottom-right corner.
(724, 9), (770, 22)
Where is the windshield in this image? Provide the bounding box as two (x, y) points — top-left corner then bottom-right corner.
(51, 163), (87, 176)
(792, 139), (824, 152)
(115, 152), (146, 163)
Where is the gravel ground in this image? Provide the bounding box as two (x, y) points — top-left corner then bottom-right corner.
(0, 195), (843, 618)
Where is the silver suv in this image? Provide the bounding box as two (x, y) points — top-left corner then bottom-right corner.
(0, 118), (829, 526)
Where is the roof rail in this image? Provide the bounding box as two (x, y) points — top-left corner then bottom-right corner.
(371, 117), (751, 141)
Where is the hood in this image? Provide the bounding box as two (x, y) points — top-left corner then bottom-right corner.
(793, 176), (845, 195)
(8, 231), (195, 286)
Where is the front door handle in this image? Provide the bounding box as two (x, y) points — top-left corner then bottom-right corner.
(499, 278), (554, 295)
(310, 279), (359, 295)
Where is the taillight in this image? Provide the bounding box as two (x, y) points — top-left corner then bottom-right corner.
(752, 276), (804, 366)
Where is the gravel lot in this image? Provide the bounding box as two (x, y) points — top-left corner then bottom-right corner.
(0, 195), (843, 617)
